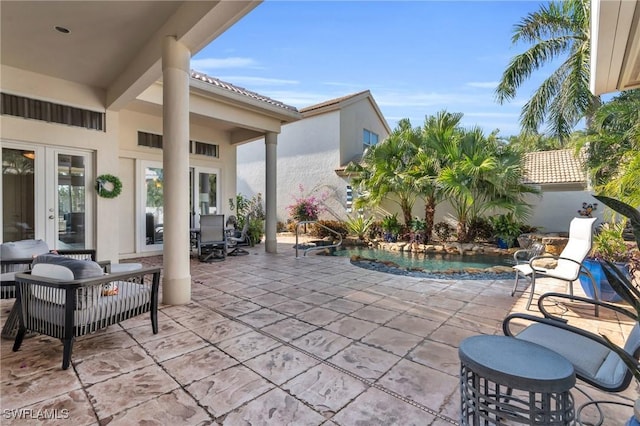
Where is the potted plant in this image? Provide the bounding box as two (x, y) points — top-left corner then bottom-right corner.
(380, 213), (401, 242)
(579, 222), (632, 302)
(591, 195), (640, 425)
(490, 213), (522, 249)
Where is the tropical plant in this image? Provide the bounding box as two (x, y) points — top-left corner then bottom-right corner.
(574, 90), (640, 206)
(434, 221), (455, 242)
(409, 217), (427, 244)
(490, 213), (523, 248)
(591, 223), (631, 264)
(411, 111), (463, 242)
(310, 220), (349, 239)
(345, 215), (374, 240)
(495, 0), (600, 141)
(592, 195), (640, 386)
(229, 193), (265, 245)
(287, 184), (326, 222)
(506, 133), (563, 152)
(346, 119), (418, 227)
(436, 126), (538, 242)
(467, 216), (495, 242)
(380, 213), (402, 242)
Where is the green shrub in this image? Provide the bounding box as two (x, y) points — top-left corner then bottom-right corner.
(467, 216), (494, 242)
(490, 213), (522, 248)
(310, 220), (349, 239)
(345, 216), (374, 240)
(434, 221), (455, 242)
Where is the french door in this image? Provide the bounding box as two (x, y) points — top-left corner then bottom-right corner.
(191, 166), (219, 229)
(139, 161), (219, 251)
(2, 142), (94, 249)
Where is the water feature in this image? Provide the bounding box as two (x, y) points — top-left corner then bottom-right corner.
(332, 246), (514, 279)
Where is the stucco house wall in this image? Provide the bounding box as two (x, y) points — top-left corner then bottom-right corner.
(237, 91), (391, 225)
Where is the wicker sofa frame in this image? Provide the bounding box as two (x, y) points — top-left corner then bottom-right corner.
(13, 266), (161, 370)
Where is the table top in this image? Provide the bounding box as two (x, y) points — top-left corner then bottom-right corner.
(459, 335), (575, 392)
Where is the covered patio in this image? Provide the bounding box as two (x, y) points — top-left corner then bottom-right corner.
(1, 241), (635, 425)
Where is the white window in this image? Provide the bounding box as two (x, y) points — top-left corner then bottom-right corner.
(363, 129), (379, 151)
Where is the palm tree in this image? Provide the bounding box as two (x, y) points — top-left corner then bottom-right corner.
(575, 89), (640, 206)
(437, 127), (538, 242)
(495, 0), (600, 142)
(409, 110), (464, 242)
(346, 119), (418, 227)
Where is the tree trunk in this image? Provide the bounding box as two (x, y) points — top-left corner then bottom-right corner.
(424, 197), (436, 243)
(457, 220), (469, 243)
(401, 199), (412, 229)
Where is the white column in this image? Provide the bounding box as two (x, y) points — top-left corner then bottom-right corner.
(265, 132), (278, 253)
(162, 36), (191, 304)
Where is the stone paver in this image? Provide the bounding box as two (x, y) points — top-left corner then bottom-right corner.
(1, 241), (634, 425)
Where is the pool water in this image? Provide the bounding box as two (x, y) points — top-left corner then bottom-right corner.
(333, 247), (513, 273)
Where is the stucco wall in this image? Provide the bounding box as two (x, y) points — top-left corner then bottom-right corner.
(237, 95), (391, 225)
(377, 188), (603, 237)
(340, 99), (389, 166)
(1, 65), (120, 261)
(237, 111), (344, 224)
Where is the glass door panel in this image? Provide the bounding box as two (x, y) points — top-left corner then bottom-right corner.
(56, 154), (86, 248)
(145, 166), (164, 246)
(191, 167), (218, 229)
(2, 144), (92, 248)
(2, 148), (36, 242)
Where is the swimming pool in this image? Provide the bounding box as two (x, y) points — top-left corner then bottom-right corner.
(333, 246), (514, 277)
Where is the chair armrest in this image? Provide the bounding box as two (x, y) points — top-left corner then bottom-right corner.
(513, 249), (531, 263)
(528, 254), (584, 274)
(502, 312), (613, 348)
(538, 292), (638, 322)
(1, 257), (34, 272)
(15, 267), (161, 289)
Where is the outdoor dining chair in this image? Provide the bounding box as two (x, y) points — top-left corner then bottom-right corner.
(198, 214), (227, 262)
(512, 217), (598, 310)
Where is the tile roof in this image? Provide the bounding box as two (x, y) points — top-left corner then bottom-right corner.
(523, 148), (587, 184)
(299, 90), (370, 114)
(190, 71), (298, 113)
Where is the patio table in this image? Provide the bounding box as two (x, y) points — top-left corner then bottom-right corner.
(459, 335), (575, 425)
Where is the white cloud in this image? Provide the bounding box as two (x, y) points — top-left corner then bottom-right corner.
(466, 81), (499, 89)
(191, 57), (259, 70)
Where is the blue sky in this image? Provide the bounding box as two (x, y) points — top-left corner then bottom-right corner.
(192, 1), (563, 137)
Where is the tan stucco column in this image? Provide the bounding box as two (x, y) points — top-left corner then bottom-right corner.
(265, 132), (278, 253)
(162, 36), (191, 304)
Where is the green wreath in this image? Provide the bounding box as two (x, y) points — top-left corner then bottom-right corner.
(95, 174), (122, 199)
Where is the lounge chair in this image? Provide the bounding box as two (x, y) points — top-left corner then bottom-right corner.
(503, 291), (640, 393)
(198, 214), (227, 262)
(13, 256), (161, 369)
(1, 239), (97, 338)
(512, 217), (598, 310)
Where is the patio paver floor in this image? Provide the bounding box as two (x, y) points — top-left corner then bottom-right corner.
(0, 241), (636, 425)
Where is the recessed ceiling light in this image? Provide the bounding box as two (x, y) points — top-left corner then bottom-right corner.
(55, 26), (70, 34)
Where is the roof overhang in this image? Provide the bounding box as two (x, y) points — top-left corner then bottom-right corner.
(0, 1), (261, 109)
(590, 0), (640, 95)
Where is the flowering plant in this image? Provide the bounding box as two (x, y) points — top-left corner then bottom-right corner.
(287, 184), (326, 221)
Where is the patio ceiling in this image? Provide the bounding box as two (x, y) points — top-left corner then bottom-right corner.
(0, 1), (260, 109)
(590, 0), (640, 95)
